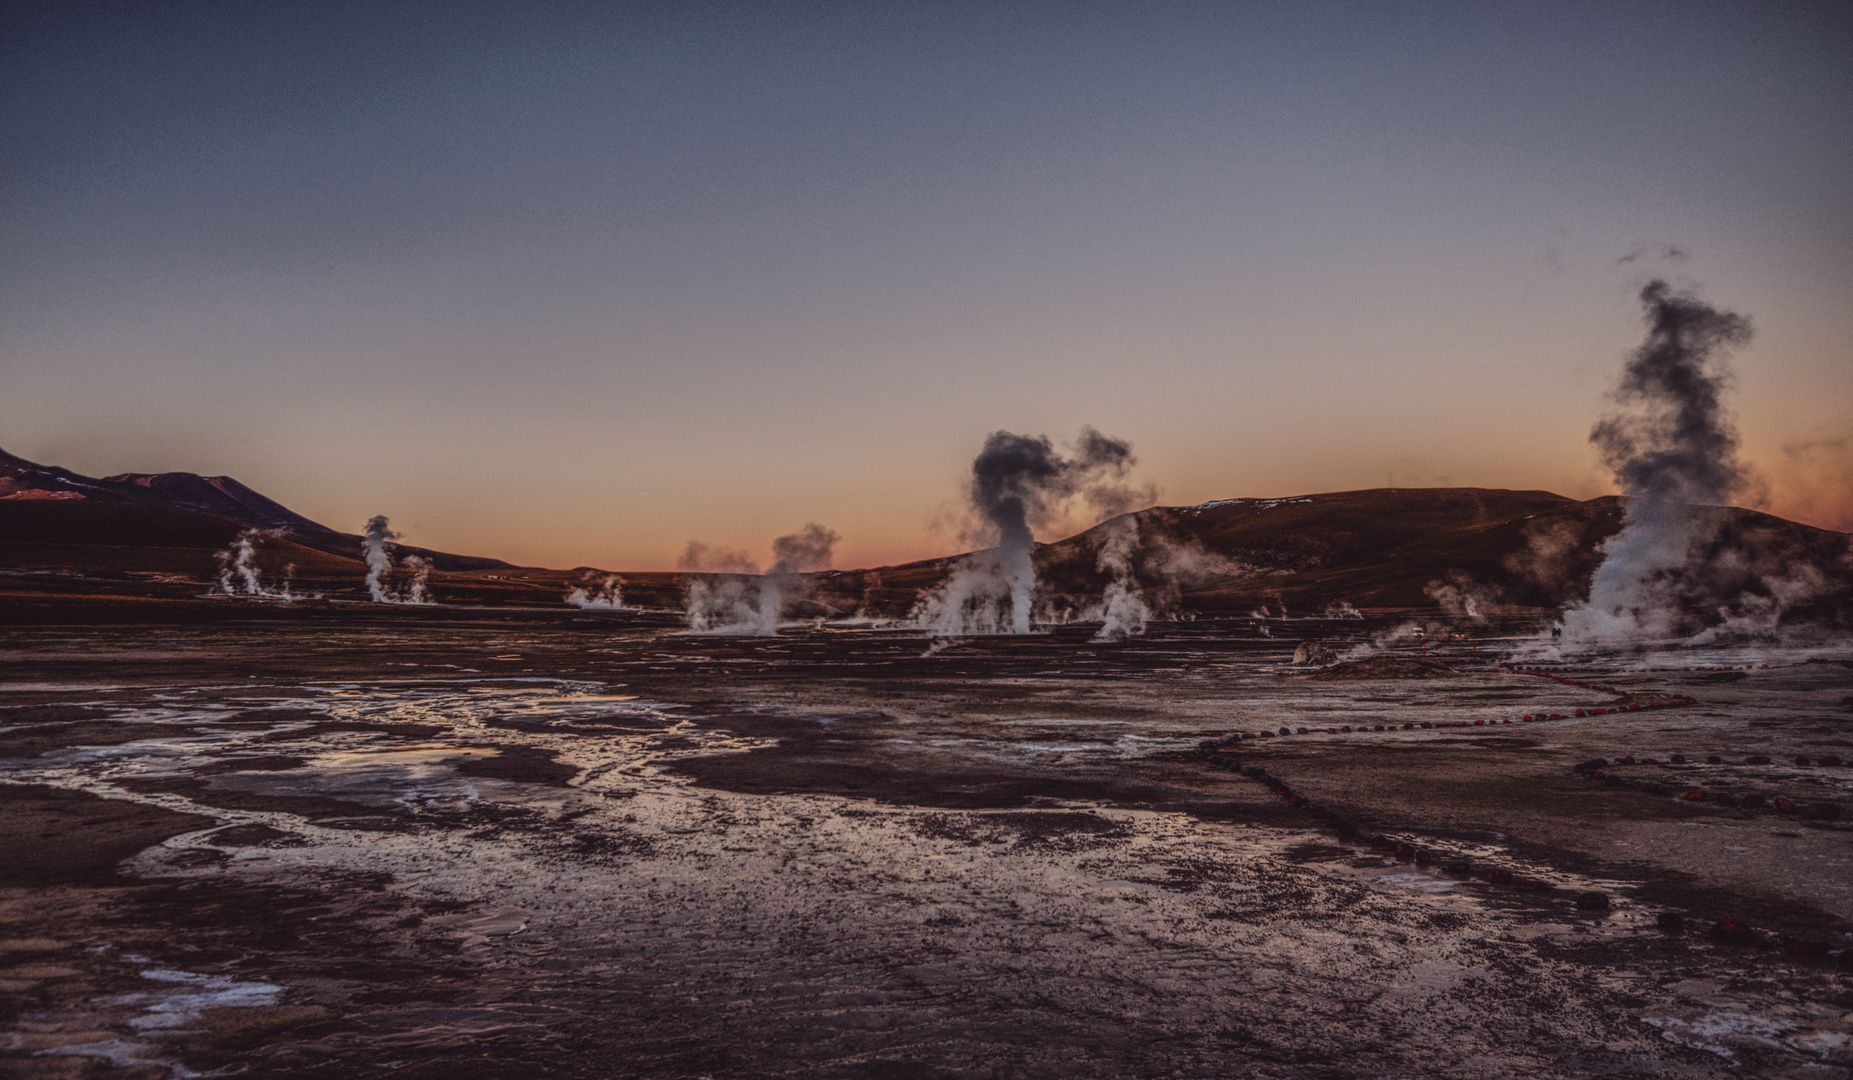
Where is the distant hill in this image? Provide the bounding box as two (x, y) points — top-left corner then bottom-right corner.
(0, 448), (513, 572)
(812, 487), (1853, 626)
(4, 447), (1847, 628)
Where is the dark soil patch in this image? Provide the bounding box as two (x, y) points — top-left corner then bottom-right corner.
(115, 775), (414, 828)
(198, 754), (308, 774)
(0, 718), (201, 757)
(456, 745), (580, 787)
(0, 703), (106, 724)
(1304, 659), (1460, 680)
(674, 748), (1180, 810)
(261, 720), (450, 742)
(0, 784), (215, 886)
(483, 715), (665, 734)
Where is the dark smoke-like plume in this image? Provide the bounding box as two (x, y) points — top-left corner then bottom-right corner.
(918, 427), (1149, 636)
(1566, 280), (1752, 640)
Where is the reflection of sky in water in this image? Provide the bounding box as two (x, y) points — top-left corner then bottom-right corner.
(209, 746), (498, 809)
(39, 964), (284, 1078)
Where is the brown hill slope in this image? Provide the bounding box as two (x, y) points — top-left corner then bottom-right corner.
(0, 447), (511, 572)
(812, 488), (1852, 623)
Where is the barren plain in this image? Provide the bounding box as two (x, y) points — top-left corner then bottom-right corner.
(3, 614), (1851, 1079)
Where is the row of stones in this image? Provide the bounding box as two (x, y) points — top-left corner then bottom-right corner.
(1571, 757), (1844, 819)
(1197, 694), (1698, 743)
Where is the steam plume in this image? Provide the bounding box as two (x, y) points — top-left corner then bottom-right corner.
(1425, 571), (1497, 620)
(756, 523), (840, 634)
(359, 515), (433, 605)
(681, 525), (839, 635)
(566, 573), (625, 610)
(917, 427), (1149, 637)
(362, 515), (399, 603)
(401, 554), (431, 606)
(214, 528), (295, 600)
(1565, 280), (1752, 640)
(1091, 517), (1150, 641)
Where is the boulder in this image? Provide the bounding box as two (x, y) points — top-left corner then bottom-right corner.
(1292, 641), (1340, 666)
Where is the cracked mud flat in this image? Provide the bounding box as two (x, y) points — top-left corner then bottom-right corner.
(2, 621), (1851, 1078)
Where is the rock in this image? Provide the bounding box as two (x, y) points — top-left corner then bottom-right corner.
(1657, 912), (1684, 931)
(1781, 937), (1830, 957)
(1306, 658), (1458, 680)
(1292, 641), (1339, 666)
(1575, 891), (1609, 910)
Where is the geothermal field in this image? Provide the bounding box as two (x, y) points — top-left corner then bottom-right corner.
(1, 612), (1851, 1079)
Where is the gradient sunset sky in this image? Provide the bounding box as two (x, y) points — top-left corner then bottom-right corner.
(4, 1), (1849, 570)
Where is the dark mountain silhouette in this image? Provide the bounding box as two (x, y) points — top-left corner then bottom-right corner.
(0, 447), (511, 572)
(102, 471), (340, 536)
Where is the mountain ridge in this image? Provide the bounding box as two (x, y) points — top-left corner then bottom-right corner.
(0, 447), (513, 572)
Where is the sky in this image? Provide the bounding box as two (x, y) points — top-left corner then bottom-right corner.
(3, 0), (1850, 570)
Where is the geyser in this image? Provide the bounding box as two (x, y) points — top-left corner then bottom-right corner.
(362, 515), (399, 603)
(681, 524), (840, 635)
(917, 427), (1148, 637)
(566, 573), (625, 610)
(1565, 279), (1752, 641)
(360, 515), (433, 605)
(215, 528), (295, 600)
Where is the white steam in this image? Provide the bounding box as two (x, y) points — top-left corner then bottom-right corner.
(566, 573), (625, 610)
(1090, 517), (1150, 642)
(214, 529), (296, 600)
(362, 515), (398, 603)
(359, 515), (434, 605)
(1424, 571), (1497, 621)
(681, 524), (839, 635)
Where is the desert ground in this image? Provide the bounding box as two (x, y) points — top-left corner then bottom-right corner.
(3, 611), (1851, 1079)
